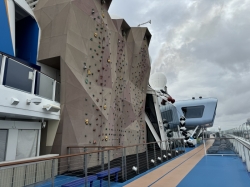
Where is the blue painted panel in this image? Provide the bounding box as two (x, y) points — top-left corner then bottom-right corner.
(177, 156), (250, 187)
(16, 16), (39, 64)
(0, 1), (14, 56)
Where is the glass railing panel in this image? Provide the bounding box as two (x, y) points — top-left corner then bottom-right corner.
(35, 72), (54, 100)
(55, 82), (60, 103)
(3, 58), (33, 93)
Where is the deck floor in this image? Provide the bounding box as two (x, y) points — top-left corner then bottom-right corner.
(125, 142), (212, 187)
(123, 140), (250, 187)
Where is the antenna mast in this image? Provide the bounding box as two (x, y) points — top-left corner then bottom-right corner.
(138, 20), (151, 27)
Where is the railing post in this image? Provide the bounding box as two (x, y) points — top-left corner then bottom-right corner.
(165, 140), (168, 160)
(101, 148), (104, 171)
(122, 148), (124, 181)
(160, 141), (163, 163)
(108, 150), (111, 187)
(84, 148), (87, 187)
(31, 70), (37, 94)
(146, 145), (149, 169)
(0, 56), (6, 85)
(124, 148), (127, 180)
(51, 159), (55, 187)
(153, 143), (156, 166)
(183, 139), (186, 153)
(136, 145), (139, 174)
(67, 148), (70, 172)
(52, 80), (56, 101)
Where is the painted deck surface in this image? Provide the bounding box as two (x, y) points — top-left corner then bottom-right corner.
(125, 142), (212, 187)
(177, 155), (250, 187)
(123, 140), (250, 187)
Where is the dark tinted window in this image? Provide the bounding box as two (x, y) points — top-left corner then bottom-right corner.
(182, 106), (205, 118)
(3, 58), (33, 93)
(161, 110), (173, 122)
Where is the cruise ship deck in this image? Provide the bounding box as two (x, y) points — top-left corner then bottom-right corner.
(122, 140), (250, 187)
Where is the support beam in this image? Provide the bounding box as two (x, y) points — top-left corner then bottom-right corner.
(145, 113), (161, 148)
(152, 94), (168, 146)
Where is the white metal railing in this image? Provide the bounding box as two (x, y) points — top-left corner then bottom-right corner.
(0, 52), (60, 103)
(225, 134), (250, 172)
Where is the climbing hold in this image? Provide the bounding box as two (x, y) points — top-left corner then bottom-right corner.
(87, 69), (91, 75)
(85, 119), (89, 125)
(94, 33), (98, 38)
(103, 105), (107, 110)
(107, 59), (111, 63)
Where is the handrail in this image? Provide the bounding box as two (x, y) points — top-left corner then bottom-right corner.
(0, 138), (184, 168)
(0, 51), (60, 83)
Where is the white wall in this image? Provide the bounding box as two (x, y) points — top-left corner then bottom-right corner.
(46, 120), (59, 147)
(0, 85), (60, 120)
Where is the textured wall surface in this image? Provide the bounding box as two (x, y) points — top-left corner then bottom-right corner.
(34, 0), (151, 156)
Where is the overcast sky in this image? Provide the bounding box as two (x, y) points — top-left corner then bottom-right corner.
(109, 0), (250, 131)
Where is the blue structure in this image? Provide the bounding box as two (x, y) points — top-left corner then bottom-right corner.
(0, 0), (39, 64)
(174, 98), (218, 129)
(160, 98), (218, 130)
(0, 0), (14, 56)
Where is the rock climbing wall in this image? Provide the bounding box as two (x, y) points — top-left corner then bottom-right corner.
(34, 0), (151, 157)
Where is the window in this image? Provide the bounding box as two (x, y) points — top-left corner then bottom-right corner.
(16, 130), (38, 160)
(161, 110), (173, 122)
(3, 58), (33, 93)
(0, 130), (8, 162)
(182, 105), (205, 118)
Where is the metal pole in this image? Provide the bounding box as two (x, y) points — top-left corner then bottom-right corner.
(160, 141), (163, 163)
(203, 127), (206, 155)
(51, 159), (55, 187)
(108, 150), (111, 187)
(136, 145), (139, 174)
(153, 143), (156, 166)
(67, 148), (70, 172)
(84, 149), (87, 187)
(101, 148), (104, 171)
(124, 148), (127, 180)
(146, 145), (149, 169)
(122, 148), (124, 181)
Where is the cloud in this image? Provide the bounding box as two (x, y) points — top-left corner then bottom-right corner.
(109, 0), (250, 130)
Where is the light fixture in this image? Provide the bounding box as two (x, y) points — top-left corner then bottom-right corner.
(132, 166), (137, 172)
(163, 155), (167, 159)
(168, 153), (171, 157)
(11, 98), (19, 105)
(157, 157), (161, 161)
(150, 159), (155, 163)
(43, 104), (60, 112)
(42, 122), (46, 129)
(27, 98), (42, 105)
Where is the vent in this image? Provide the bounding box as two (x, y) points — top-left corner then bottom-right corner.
(25, 0), (39, 9)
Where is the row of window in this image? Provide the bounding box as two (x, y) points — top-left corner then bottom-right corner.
(0, 55), (60, 102)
